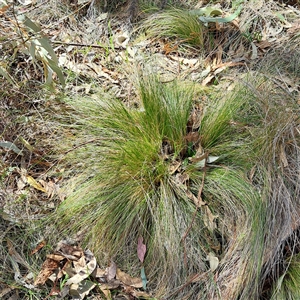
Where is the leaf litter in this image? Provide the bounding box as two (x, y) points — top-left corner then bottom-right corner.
(33, 239), (151, 299)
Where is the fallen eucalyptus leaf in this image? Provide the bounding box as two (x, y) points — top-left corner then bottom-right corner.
(34, 257), (60, 285)
(107, 260), (117, 281)
(207, 156), (219, 163)
(19, 137), (34, 152)
(203, 206), (218, 231)
(69, 281), (96, 299)
(65, 256), (97, 285)
(26, 175), (47, 193)
(206, 252), (219, 272)
(137, 237), (146, 263)
(0, 141), (22, 155)
(141, 267), (147, 290)
(116, 268), (143, 288)
(199, 5), (242, 24)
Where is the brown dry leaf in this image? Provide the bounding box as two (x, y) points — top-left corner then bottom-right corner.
(280, 144), (288, 167)
(107, 260), (117, 281)
(56, 242), (83, 260)
(213, 66), (227, 75)
(204, 206), (218, 231)
(65, 256), (97, 285)
(168, 161), (181, 175)
(0, 287), (14, 298)
(100, 280), (121, 290)
(185, 131), (200, 144)
(255, 40), (272, 50)
(46, 253), (65, 261)
(212, 62), (244, 72)
(132, 290), (152, 298)
(39, 179), (60, 199)
(73, 255), (86, 273)
(202, 61), (244, 86)
(123, 285), (135, 297)
(163, 42), (178, 55)
(215, 45), (223, 65)
(31, 240), (46, 255)
(61, 260), (77, 279)
(201, 74), (215, 86)
(175, 172), (189, 184)
(34, 258), (60, 285)
(189, 152), (207, 163)
(186, 190), (206, 207)
(95, 267), (106, 278)
(231, 19), (239, 29)
(116, 268), (143, 288)
(48, 285), (61, 296)
(100, 287), (111, 299)
(188, 106), (202, 131)
(26, 175), (47, 193)
(84, 64), (119, 83)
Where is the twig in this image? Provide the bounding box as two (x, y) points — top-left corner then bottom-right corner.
(52, 40), (107, 49)
(182, 153), (208, 266)
(62, 138), (101, 155)
(11, 2), (26, 44)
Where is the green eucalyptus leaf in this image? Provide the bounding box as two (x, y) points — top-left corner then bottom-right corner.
(29, 41), (36, 62)
(0, 66), (17, 86)
(46, 58), (65, 86)
(23, 16), (41, 33)
(0, 141), (23, 155)
(141, 267), (147, 290)
(199, 5), (242, 24)
(38, 37), (58, 63)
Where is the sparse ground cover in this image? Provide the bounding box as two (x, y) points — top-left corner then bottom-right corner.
(0, 0), (300, 299)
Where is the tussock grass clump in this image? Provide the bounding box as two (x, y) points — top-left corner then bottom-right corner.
(49, 66), (300, 298)
(142, 8), (205, 49)
(51, 75), (270, 298)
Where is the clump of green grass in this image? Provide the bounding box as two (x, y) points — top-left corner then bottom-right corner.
(142, 8), (205, 49)
(49, 74), (273, 298)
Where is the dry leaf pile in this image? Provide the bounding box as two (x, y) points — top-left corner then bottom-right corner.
(33, 239), (151, 299)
